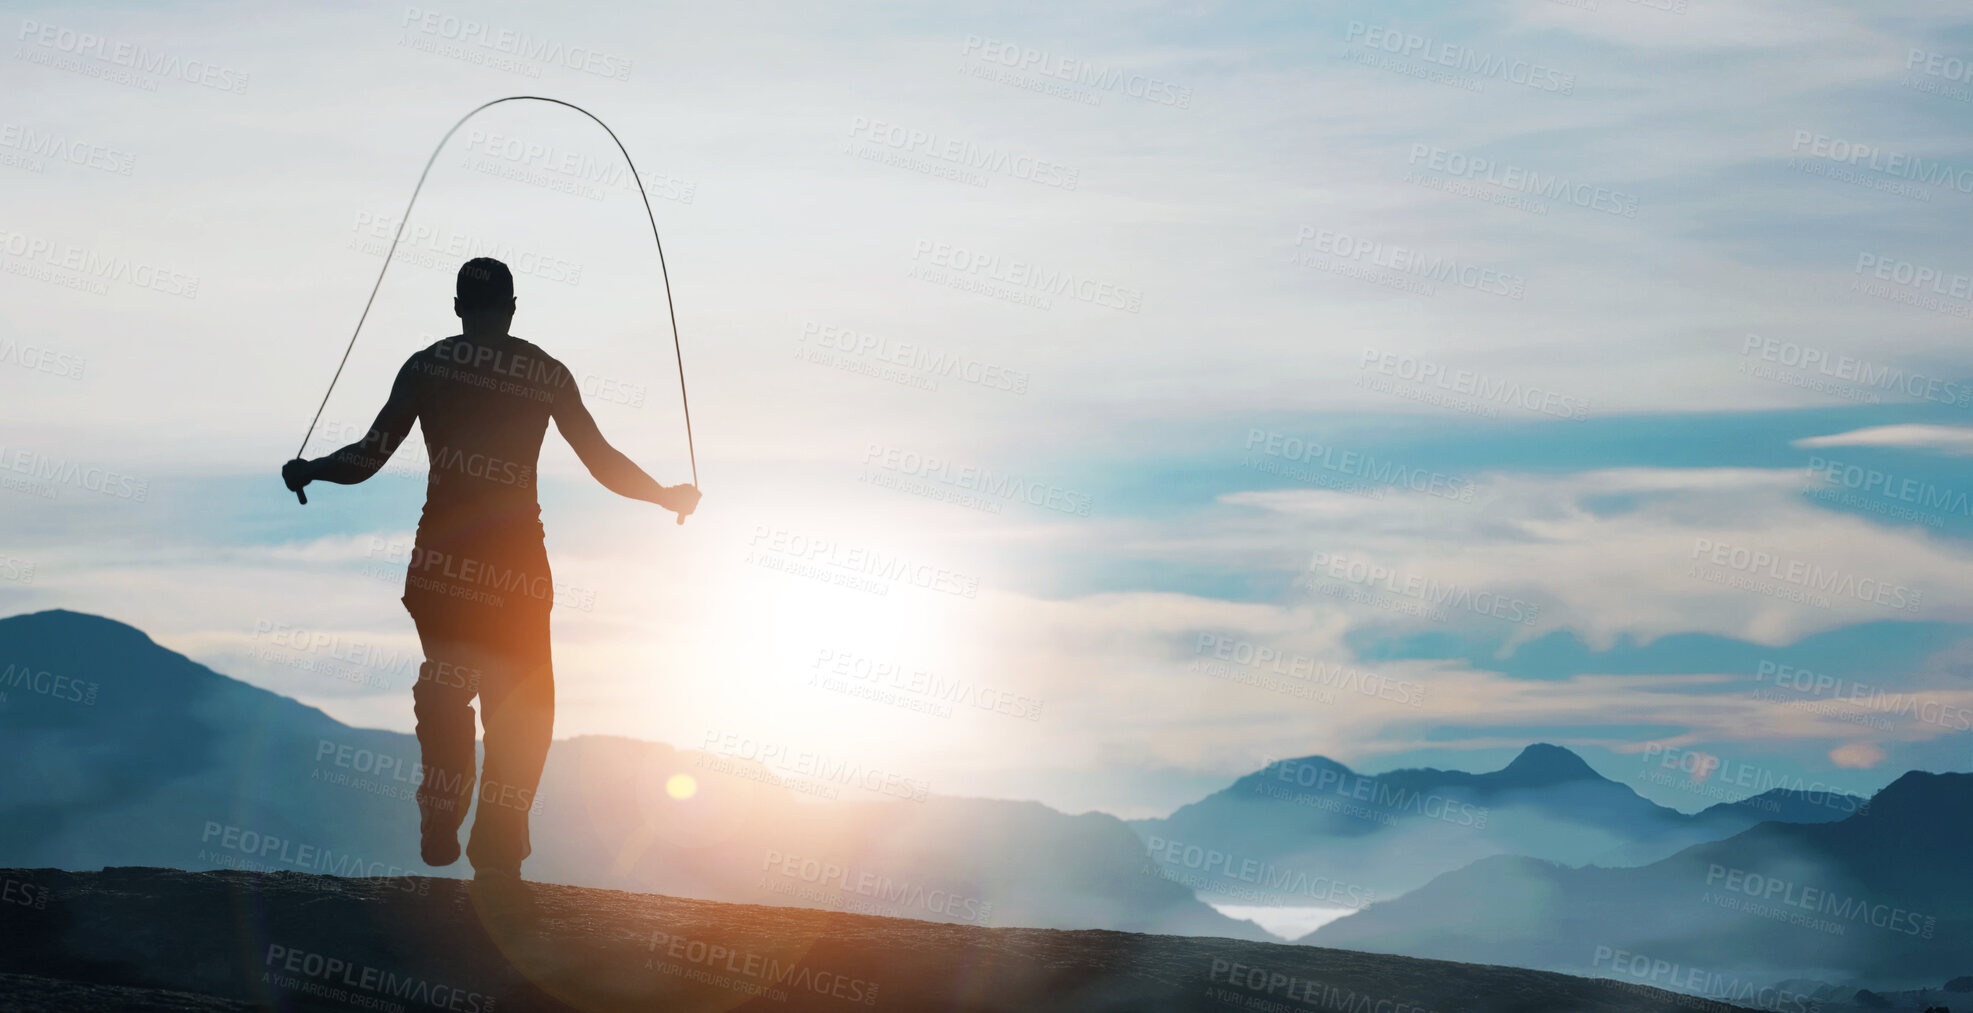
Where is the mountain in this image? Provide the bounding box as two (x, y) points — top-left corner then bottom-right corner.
(1129, 743), (1864, 904)
(1698, 787), (1874, 827)
(0, 609), (1262, 941)
(0, 865), (1765, 1012)
(1303, 769), (1973, 989)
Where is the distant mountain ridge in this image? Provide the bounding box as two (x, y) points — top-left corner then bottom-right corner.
(0, 609), (1263, 941)
(1130, 740), (1866, 903)
(0, 603), (1909, 986)
(1303, 767), (1973, 988)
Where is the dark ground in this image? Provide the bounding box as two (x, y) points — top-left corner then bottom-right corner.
(0, 867), (1759, 1013)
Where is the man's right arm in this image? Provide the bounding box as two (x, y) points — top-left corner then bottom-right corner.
(286, 357), (419, 493)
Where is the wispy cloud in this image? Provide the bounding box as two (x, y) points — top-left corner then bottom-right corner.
(1795, 424), (1973, 455)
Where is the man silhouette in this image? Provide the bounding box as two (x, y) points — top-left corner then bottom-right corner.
(282, 257), (698, 911)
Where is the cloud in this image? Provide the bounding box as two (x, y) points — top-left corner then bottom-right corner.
(1194, 465), (1971, 649)
(1794, 425), (1973, 456)
(1829, 741), (1887, 769)
(10, 458), (1972, 816)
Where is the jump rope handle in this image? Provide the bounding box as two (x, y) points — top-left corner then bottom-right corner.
(297, 488), (308, 506)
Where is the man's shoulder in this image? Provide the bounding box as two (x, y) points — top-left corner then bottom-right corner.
(508, 337), (574, 385)
(403, 336), (455, 368)
(394, 336), (570, 391)
(508, 336), (563, 364)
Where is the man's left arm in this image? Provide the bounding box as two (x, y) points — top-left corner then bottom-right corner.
(550, 369), (699, 520)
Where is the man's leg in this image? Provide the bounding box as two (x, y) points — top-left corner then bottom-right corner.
(407, 606), (480, 866)
(465, 606), (554, 877)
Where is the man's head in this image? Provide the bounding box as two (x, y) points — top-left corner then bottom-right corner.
(455, 257), (515, 331)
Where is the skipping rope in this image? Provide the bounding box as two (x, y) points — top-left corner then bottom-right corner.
(290, 95), (697, 507)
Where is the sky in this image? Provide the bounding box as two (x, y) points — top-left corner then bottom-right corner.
(3, 0), (1972, 820)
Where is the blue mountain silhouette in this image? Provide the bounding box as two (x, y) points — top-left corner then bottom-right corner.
(1303, 768), (1973, 988)
(0, 609), (1262, 940)
(1129, 741), (1861, 902)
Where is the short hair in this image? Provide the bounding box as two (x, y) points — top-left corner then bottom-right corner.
(456, 257), (513, 313)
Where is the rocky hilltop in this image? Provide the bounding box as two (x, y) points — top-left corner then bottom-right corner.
(0, 866), (1761, 1012)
